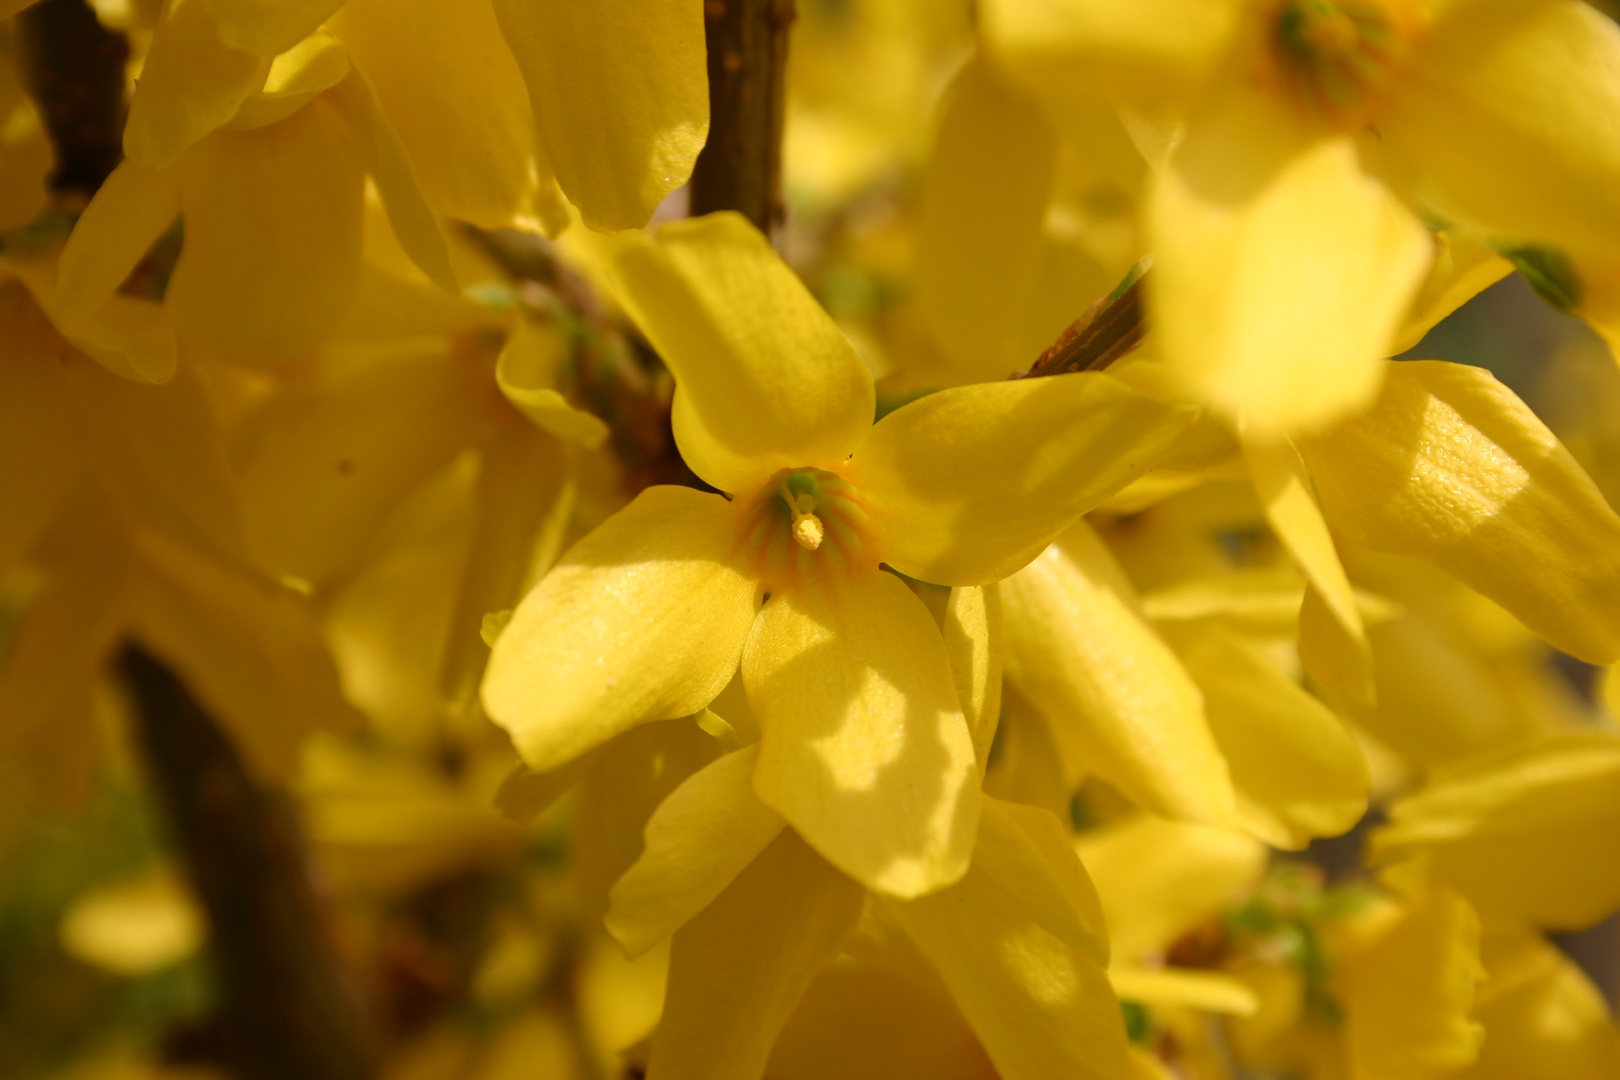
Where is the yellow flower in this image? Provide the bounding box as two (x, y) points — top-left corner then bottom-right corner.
(482, 211), (1196, 897)
(982, 0), (1620, 434)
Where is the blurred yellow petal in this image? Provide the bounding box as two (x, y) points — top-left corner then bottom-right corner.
(329, 0), (535, 226)
(204, 0), (347, 56)
(1178, 627), (1368, 848)
(915, 53), (1057, 383)
(1389, 232), (1514, 355)
(1371, 734), (1620, 928)
(887, 798), (1130, 1080)
(1076, 815), (1265, 961)
(943, 583), (1003, 772)
(980, 0), (1241, 109)
(483, 486), (758, 772)
(167, 100), (363, 361)
(492, 0), (707, 231)
(1384, 0), (1620, 258)
(1457, 928), (1620, 1080)
(0, 282), (78, 569)
(647, 830), (862, 1080)
(1110, 967), (1258, 1016)
(59, 865), (204, 976)
(224, 33), (351, 131)
(1298, 360), (1620, 664)
(56, 159), (182, 322)
(495, 319), (610, 448)
(745, 569), (979, 899)
(852, 373), (1197, 585)
(1151, 91), (1431, 435)
(1345, 889), (1485, 1080)
(124, 0), (267, 167)
(1243, 434), (1372, 705)
(613, 212), (874, 494)
(607, 745), (786, 960)
(324, 70), (459, 292)
(1002, 522), (1233, 823)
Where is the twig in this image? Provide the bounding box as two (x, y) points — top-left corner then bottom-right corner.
(688, 0), (795, 234)
(13, 0), (127, 200)
(120, 645), (376, 1080)
(1015, 271), (1149, 379)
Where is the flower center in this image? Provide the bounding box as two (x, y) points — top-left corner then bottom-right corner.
(1267, 0), (1417, 123)
(741, 467), (870, 587)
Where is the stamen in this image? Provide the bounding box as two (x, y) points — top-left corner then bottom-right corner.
(780, 483), (825, 551)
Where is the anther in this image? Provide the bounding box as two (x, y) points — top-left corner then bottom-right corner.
(780, 484), (825, 551)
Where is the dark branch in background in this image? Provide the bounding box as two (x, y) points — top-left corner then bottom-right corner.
(120, 646), (376, 1080)
(1016, 271), (1149, 379)
(13, 0), (126, 199)
(689, 0), (795, 234)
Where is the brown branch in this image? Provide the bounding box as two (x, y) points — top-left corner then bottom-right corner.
(14, 0), (127, 200)
(688, 0), (795, 234)
(120, 644), (376, 1080)
(1016, 272), (1150, 379)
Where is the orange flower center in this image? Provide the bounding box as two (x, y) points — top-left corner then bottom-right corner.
(740, 467), (872, 590)
(1266, 0), (1419, 125)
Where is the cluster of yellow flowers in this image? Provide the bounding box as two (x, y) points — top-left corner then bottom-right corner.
(2, 0), (1620, 1077)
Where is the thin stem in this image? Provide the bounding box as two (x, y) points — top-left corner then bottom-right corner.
(14, 0), (127, 200)
(688, 0), (796, 235)
(1016, 272), (1149, 380)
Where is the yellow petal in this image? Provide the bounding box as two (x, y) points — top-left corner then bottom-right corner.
(204, 0), (347, 56)
(647, 830), (863, 1080)
(943, 583), (1003, 773)
(1242, 433), (1372, 705)
(495, 319), (610, 448)
(1151, 91), (1431, 435)
(124, 0), (268, 166)
(1383, 0), (1620, 258)
(324, 70), (459, 292)
(1298, 360), (1620, 664)
(1389, 231), (1514, 355)
(1370, 733), (1620, 928)
(482, 486), (758, 772)
(1109, 967), (1258, 1016)
(1076, 815), (1265, 962)
(980, 0), (1241, 110)
(328, 0), (536, 226)
(915, 53), (1057, 383)
(1345, 890), (1485, 1080)
(607, 745), (786, 960)
(56, 158), (183, 322)
(1176, 626), (1368, 848)
(166, 99), (364, 361)
(745, 569), (980, 899)
(1001, 522), (1233, 823)
(851, 373), (1197, 585)
(492, 0), (707, 231)
(886, 798), (1131, 1080)
(59, 865), (204, 976)
(612, 212), (875, 494)
(224, 32), (352, 131)
(0, 282), (79, 569)
(1459, 928), (1620, 1080)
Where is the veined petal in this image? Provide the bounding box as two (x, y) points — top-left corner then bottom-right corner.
(744, 569), (980, 899)
(1383, 0), (1620, 258)
(482, 486), (757, 772)
(915, 53), (1057, 384)
(1000, 522), (1233, 824)
(943, 584), (1003, 773)
(1150, 91), (1431, 435)
(1345, 890), (1485, 1080)
(1176, 626), (1368, 849)
(1242, 434), (1373, 705)
(1369, 734), (1620, 928)
(613, 213), (875, 494)
(124, 0), (268, 167)
(607, 745), (786, 960)
(886, 798), (1131, 1080)
(492, 0), (707, 231)
(980, 0), (1242, 110)
(166, 99), (364, 361)
(852, 372), (1196, 586)
(646, 830), (862, 1080)
(328, 0), (535, 227)
(56, 160), (182, 322)
(204, 0), (347, 56)
(1297, 360), (1620, 664)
